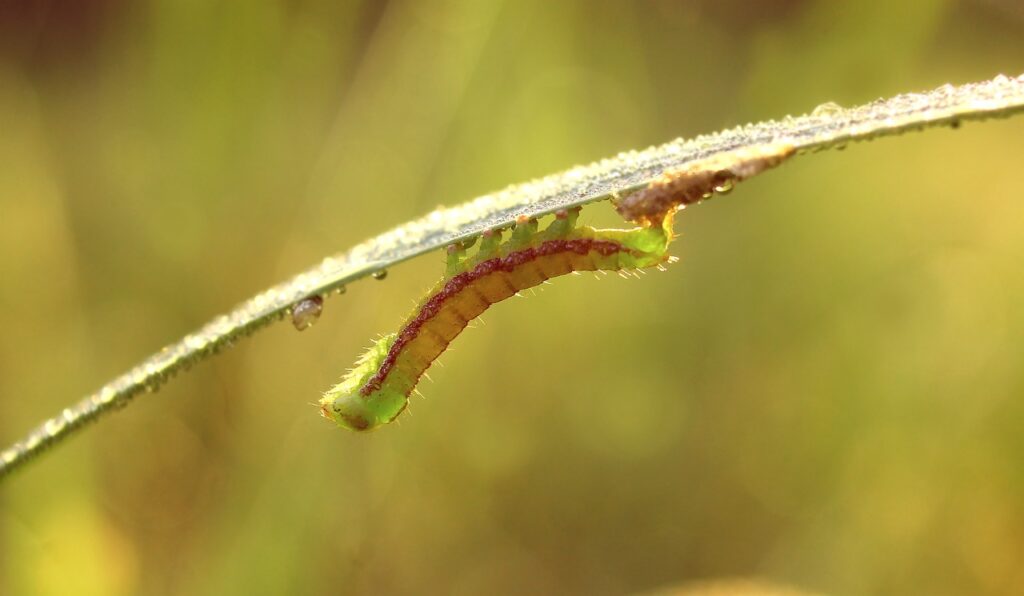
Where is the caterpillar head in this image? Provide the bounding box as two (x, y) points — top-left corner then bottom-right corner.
(321, 385), (408, 432)
(319, 333), (408, 432)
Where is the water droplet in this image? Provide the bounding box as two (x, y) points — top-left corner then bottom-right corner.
(372, 270), (388, 280)
(811, 101), (843, 117)
(712, 179), (735, 194)
(291, 295), (324, 331)
(708, 170), (735, 195)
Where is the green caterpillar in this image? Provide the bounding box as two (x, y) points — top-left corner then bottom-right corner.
(319, 207), (677, 431)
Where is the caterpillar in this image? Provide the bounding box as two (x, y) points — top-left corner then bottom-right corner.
(319, 207), (677, 431)
(616, 142), (795, 225)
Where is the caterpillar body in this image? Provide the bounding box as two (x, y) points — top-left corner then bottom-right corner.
(319, 208), (676, 432)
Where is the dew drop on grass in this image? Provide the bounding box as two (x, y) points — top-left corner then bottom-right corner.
(812, 101), (843, 117)
(292, 295), (324, 331)
(712, 178), (735, 194)
(372, 270), (388, 280)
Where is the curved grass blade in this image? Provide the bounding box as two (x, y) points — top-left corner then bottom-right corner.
(2, 73), (1023, 480)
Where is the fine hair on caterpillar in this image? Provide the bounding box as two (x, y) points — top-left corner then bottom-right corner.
(319, 207), (677, 432)
(615, 142), (795, 225)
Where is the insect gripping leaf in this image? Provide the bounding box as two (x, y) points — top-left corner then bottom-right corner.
(320, 208), (677, 431)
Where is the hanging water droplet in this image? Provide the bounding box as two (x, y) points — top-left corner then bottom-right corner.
(811, 101), (843, 117)
(291, 295), (324, 331)
(713, 178), (735, 194)
(372, 270), (388, 280)
(708, 171), (735, 195)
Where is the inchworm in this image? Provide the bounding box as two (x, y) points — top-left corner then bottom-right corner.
(615, 142), (795, 225)
(319, 208), (676, 431)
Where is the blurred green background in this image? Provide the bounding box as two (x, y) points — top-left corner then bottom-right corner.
(1, 1), (1023, 594)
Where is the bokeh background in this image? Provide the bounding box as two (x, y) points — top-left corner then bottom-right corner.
(1, 1), (1023, 594)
